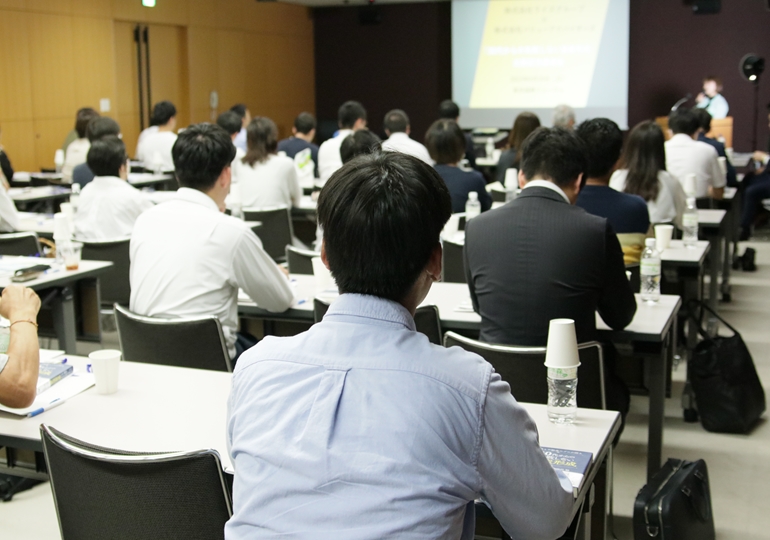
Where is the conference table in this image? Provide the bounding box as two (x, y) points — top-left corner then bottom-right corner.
(697, 209), (726, 316)
(0, 355), (619, 540)
(8, 186), (71, 212)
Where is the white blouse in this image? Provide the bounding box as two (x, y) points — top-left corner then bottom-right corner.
(610, 169), (687, 229)
(233, 153), (301, 209)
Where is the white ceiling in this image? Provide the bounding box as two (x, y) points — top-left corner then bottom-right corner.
(278, 0), (447, 6)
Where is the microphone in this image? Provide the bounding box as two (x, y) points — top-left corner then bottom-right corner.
(671, 94), (692, 112)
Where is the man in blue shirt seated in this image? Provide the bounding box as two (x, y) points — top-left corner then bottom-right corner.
(226, 152), (574, 540)
(277, 112), (319, 178)
(693, 108), (737, 187)
(576, 118), (650, 264)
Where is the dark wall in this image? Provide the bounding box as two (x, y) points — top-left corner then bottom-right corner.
(314, 0), (770, 151)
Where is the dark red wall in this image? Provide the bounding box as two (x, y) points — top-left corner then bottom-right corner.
(314, 0), (770, 150)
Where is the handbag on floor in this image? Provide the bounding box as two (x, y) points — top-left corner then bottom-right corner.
(633, 458), (715, 540)
(688, 301), (766, 433)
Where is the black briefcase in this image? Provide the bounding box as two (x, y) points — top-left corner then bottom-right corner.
(633, 459), (715, 540)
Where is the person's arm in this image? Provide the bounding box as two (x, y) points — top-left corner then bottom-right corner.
(708, 151), (726, 200)
(477, 372), (574, 540)
(0, 186), (20, 232)
(477, 176), (493, 211)
(311, 145), (320, 178)
(597, 221), (636, 330)
(233, 227), (294, 312)
(287, 161), (302, 207)
(0, 286), (41, 409)
(463, 232), (479, 313)
(669, 174), (687, 229)
(0, 150), (14, 183)
(712, 95), (729, 118)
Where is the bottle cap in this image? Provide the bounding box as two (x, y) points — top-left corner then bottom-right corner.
(645, 238), (656, 247)
(469, 191), (478, 201)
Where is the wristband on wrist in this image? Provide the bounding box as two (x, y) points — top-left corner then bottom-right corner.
(10, 319), (38, 328)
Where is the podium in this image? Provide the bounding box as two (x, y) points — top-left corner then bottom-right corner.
(655, 116), (733, 148)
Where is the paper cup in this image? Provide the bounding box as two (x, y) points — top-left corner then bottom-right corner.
(717, 156), (727, 176)
(53, 213), (72, 240)
(311, 257), (335, 292)
(89, 349), (121, 395)
(544, 318), (580, 368)
(684, 173), (697, 197)
(504, 168), (519, 190)
(654, 224), (674, 252)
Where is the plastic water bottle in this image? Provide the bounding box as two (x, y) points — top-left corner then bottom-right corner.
(504, 168), (518, 203)
(547, 366), (578, 424)
(640, 237), (661, 303)
(69, 183), (81, 211)
(465, 191), (481, 220)
(683, 197), (698, 247)
(485, 137), (494, 158)
(54, 149), (64, 174)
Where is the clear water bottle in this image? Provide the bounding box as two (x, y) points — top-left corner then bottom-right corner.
(465, 191), (481, 220)
(640, 237), (661, 303)
(69, 183), (81, 211)
(547, 366), (578, 424)
(683, 197), (698, 247)
(485, 137), (494, 158)
(504, 168), (518, 203)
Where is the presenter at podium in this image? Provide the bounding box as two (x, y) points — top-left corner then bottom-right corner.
(696, 76), (729, 119)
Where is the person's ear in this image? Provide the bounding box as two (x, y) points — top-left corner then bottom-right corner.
(220, 165), (232, 190)
(518, 169), (527, 189)
(385, 129), (391, 137)
(320, 240), (330, 270)
(573, 173), (583, 194)
(292, 127), (297, 135)
(406, 125), (411, 136)
(426, 244), (442, 282)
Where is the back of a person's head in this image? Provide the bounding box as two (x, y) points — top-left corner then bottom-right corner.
(318, 152), (451, 302)
(340, 129), (381, 164)
(294, 112), (316, 135)
(438, 99), (460, 120)
(152, 101), (177, 126)
(668, 109), (699, 136)
(75, 108), (100, 138)
(383, 109), (409, 134)
(552, 105), (575, 129)
(508, 112), (541, 150)
(216, 111), (243, 136)
(425, 119), (465, 165)
(519, 127), (587, 188)
(243, 117), (278, 166)
(86, 117), (120, 142)
(338, 101), (367, 129)
(575, 118), (623, 179)
(87, 135), (127, 177)
(621, 121), (666, 201)
(172, 123), (235, 191)
(229, 104), (248, 119)
(693, 108), (712, 133)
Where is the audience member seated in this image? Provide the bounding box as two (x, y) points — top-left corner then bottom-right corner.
(135, 116), (158, 154)
(738, 109), (770, 240)
(230, 104), (251, 153)
(74, 136), (153, 241)
(426, 119), (491, 214)
(216, 111), (247, 183)
(0, 285), (41, 409)
(136, 101), (177, 171)
(693, 108), (737, 187)
(381, 109), (431, 164)
(438, 99), (476, 169)
(0, 125), (15, 185)
(552, 104), (576, 130)
(277, 112), (319, 178)
(696, 76), (729, 119)
(340, 129), (381, 163)
(611, 121), (686, 229)
(62, 108), (99, 183)
(226, 151), (574, 540)
(234, 117), (301, 209)
(318, 101), (367, 183)
(130, 123), (293, 360)
(72, 117), (122, 188)
(494, 112), (540, 184)
(665, 108), (725, 200)
(0, 129), (19, 228)
(576, 118), (650, 264)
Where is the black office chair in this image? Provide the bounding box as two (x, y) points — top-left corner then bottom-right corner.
(0, 232), (42, 256)
(80, 238), (130, 307)
(442, 238), (466, 284)
(414, 305), (443, 345)
(114, 304), (232, 372)
(244, 206), (294, 263)
(443, 331), (606, 410)
(40, 424), (232, 540)
(286, 245), (319, 275)
(313, 297), (330, 323)
(490, 188), (507, 203)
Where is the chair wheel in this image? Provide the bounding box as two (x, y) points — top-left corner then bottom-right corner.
(683, 408), (699, 423)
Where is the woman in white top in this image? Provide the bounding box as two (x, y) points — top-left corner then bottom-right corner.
(234, 117), (300, 209)
(62, 108), (100, 183)
(610, 121), (687, 228)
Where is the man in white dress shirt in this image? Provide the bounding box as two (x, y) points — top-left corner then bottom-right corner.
(317, 100), (367, 183)
(136, 101), (177, 172)
(381, 109), (432, 164)
(74, 136), (153, 241)
(130, 123), (294, 360)
(216, 111), (246, 182)
(665, 108), (725, 200)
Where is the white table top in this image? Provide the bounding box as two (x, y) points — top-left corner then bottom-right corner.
(659, 240), (709, 266)
(8, 186), (71, 202)
(0, 257), (113, 290)
(16, 212), (55, 236)
(12, 172), (63, 183)
(697, 208), (726, 228)
(127, 172), (175, 187)
(296, 195), (317, 212)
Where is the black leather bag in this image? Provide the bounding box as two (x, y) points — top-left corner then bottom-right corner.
(633, 458), (715, 540)
(688, 301), (766, 433)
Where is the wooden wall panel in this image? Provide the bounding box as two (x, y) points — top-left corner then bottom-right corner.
(216, 30), (246, 114)
(29, 14), (76, 120)
(24, 0), (73, 16)
(188, 26), (219, 124)
(71, 0), (112, 19)
(113, 21), (141, 157)
(0, 0), (26, 11)
(147, 24), (189, 129)
(33, 117), (72, 169)
(1, 121), (36, 173)
(0, 10), (33, 122)
(72, 18), (116, 114)
(188, 0), (218, 29)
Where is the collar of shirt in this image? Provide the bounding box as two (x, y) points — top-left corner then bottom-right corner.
(388, 132), (411, 142)
(669, 133), (695, 145)
(173, 187), (220, 213)
(324, 293), (416, 332)
(522, 179), (570, 203)
(335, 129), (353, 139)
(92, 175), (126, 185)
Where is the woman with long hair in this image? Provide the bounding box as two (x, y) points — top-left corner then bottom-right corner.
(494, 112), (541, 184)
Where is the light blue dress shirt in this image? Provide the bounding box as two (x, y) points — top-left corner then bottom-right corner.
(234, 127), (247, 152)
(227, 294), (573, 540)
(696, 93), (729, 119)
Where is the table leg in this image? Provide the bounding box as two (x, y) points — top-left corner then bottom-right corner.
(647, 332), (668, 481)
(51, 286), (77, 354)
(708, 233), (721, 313)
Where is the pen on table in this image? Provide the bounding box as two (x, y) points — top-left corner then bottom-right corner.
(49, 357), (68, 365)
(27, 398), (65, 418)
(297, 299), (307, 306)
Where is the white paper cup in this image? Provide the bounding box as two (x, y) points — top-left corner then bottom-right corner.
(654, 224), (674, 252)
(544, 318), (580, 368)
(311, 257), (335, 292)
(684, 173), (697, 197)
(89, 349), (121, 395)
(53, 213), (72, 240)
(717, 156), (727, 176)
(504, 168), (519, 190)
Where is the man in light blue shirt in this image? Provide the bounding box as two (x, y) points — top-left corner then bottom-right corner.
(227, 152), (574, 539)
(696, 76), (729, 119)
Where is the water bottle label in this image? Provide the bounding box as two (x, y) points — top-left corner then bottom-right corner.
(683, 214), (698, 228)
(640, 261), (660, 276)
(547, 366), (578, 379)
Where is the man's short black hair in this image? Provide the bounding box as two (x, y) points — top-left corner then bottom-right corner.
(693, 108), (712, 133)
(86, 136), (127, 177)
(229, 104), (248, 118)
(151, 101), (177, 126)
(75, 108), (100, 138)
(340, 130), (381, 164)
(425, 119), (465, 165)
(294, 112), (316, 134)
(668, 108), (699, 136)
(86, 117), (120, 142)
(519, 127), (588, 189)
(216, 111), (243, 136)
(575, 118), (623, 179)
(172, 123), (235, 191)
(338, 101), (367, 129)
(318, 152), (452, 302)
(438, 99), (460, 120)
(383, 109), (409, 134)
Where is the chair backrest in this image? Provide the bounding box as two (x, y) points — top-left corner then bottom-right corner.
(414, 305), (442, 345)
(286, 245), (319, 275)
(0, 231), (42, 256)
(243, 206), (293, 263)
(442, 238), (467, 284)
(313, 297), (330, 323)
(80, 237), (130, 306)
(490, 188), (507, 203)
(40, 424), (231, 540)
(114, 304), (232, 372)
(443, 331), (606, 410)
